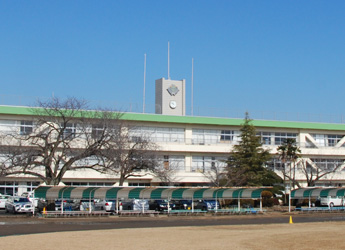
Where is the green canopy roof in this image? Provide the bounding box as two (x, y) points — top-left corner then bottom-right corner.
(291, 187), (345, 199)
(34, 186), (269, 200)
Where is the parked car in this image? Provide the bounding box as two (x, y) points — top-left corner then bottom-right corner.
(21, 191), (47, 212)
(120, 199), (149, 211)
(176, 200), (220, 211)
(149, 200), (177, 211)
(200, 200), (220, 210)
(0, 194), (10, 209)
(55, 199), (80, 211)
(320, 196), (345, 207)
(79, 199), (96, 211)
(103, 200), (118, 212)
(5, 196), (34, 214)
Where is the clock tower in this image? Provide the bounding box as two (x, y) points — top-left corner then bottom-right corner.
(155, 78), (186, 116)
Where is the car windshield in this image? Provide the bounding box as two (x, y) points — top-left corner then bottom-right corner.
(14, 197), (30, 202)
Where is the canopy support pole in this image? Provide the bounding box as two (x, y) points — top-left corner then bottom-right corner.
(61, 188), (66, 215)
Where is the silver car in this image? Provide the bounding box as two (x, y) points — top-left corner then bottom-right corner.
(5, 196), (34, 214)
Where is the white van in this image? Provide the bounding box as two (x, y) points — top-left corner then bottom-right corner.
(0, 194), (10, 209)
(320, 196), (345, 207)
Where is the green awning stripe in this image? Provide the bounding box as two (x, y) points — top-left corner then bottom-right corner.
(34, 186), (51, 199)
(213, 189), (227, 198)
(150, 188), (168, 199)
(171, 188), (189, 199)
(128, 188), (145, 199)
(232, 188), (245, 198)
(320, 189), (334, 197)
(82, 187), (99, 199)
(251, 189), (264, 198)
(291, 189), (296, 198)
(105, 187), (123, 199)
(193, 188), (209, 199)
(303, 188), (318, 197)
(336, 189), (345, 197)
(59, 187), (75, 199)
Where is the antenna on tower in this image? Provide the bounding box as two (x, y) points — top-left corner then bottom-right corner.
(168, 41), (170, 79)
(143, 53), (146, 113)
(191, 58), (194, 116)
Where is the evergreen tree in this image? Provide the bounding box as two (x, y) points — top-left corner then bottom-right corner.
(226, 112), (282, 186)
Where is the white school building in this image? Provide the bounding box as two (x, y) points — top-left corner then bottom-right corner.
(1, 78), (345, 195)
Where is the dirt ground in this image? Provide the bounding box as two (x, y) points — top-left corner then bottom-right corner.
(1, 221), (345, 250)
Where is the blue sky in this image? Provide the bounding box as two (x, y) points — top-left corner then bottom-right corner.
(1, 1), (345, 122)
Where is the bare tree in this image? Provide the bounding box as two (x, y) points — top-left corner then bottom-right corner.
(0, 97), (122, 185)
(203, 160), (228, 187)
(277, 138), (301, 191)
(152, 156), (183, 186)
(299, 159), (345, 187)
(95, 123), (160, 186)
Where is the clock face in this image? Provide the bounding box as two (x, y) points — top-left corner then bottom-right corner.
(169, 101), (177, 109)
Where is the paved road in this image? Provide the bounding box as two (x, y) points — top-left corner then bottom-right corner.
(1, 211), (345, 237)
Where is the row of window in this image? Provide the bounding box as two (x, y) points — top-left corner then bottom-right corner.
(73, 156), (345, 174)
(0, 181), (40, 196)
(63, 182), (115, 186)
(267, 158), (345, 172)
(1, 120), (345, 147)
(311, 134), (344, 147)
(158, 155), (227, 173)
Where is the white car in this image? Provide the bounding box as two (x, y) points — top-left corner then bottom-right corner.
(320, 196), (345, 207)
(5, 196), (34, 214)
(104, 200), (117, 212)
(0, 194), (11, 209)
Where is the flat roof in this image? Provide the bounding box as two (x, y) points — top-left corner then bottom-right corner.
(1, 105), (345, 131)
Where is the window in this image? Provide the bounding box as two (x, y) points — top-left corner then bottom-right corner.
(192, 129), (219, 144)
(220, 130), (234, 141)
(274, 133), (297, 145)
(159, 155), (185, 171)
(63, 182), (115, 186)
(0, 120), (16, 134)
(310, 158), (344, 171)
(266, 158), (284, 171)
(61, 123), (77, 139)
(311, 134), (344, 147)
(0, 181), (19, 196)
(193, 129), (239, 144)
(92, 124), (104, 139)
(130, 126), (185, 143)
(191, 156), (227, 173)
(164, 155), (169, 170)
(257, 132), (272, 145)
(74, 156), (100, 167)
(20, 120), (33, 135)
(128, 183), (150, 187)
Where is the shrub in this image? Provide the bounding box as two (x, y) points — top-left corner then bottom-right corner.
(262, 190), (274, 207)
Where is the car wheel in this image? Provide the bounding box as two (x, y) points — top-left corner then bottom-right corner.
(12, 208), (16, 214)
(330, 202), (334, 208)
